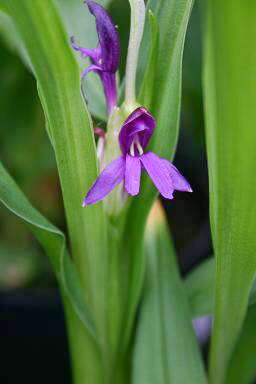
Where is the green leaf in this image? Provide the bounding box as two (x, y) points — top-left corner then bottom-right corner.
(2, 0), (108, 327)
(185, 258), (256, 319)
(226, 305), (256, 384)
(122, 0), (194, 349)
(139, 0), (194, 157)
(203, 2), (256, 382)
(0, 10), (31, 68)
(133, 202), (207, 384)
(185, 258), (215, 318)
(0, 160), (96, 338)
(249, 280), (256, 306)
(61, 249), (96, 337)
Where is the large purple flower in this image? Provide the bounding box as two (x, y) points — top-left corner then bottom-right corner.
(71, 0), (120, 113)
(83, 107), (192, 206)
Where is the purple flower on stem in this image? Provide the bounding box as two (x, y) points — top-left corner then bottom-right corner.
(71, 0), (120, 113)
(83, 107), (192, 206)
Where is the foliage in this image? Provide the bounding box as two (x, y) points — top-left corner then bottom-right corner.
(0, 0), (256, 383)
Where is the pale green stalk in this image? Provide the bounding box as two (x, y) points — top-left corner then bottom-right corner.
(125, 0), (145, 110)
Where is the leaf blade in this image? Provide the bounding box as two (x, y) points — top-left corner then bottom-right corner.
(133, 202), (207, 384)
(123, 0), (194, 349)
(203, 2), (256, 382)
(185, 258), (215, 318)
(3, 0), (108, 327)
(226, 305), (256, 384)
(185, 258), (256, 319)
(0, 160), (96, 338)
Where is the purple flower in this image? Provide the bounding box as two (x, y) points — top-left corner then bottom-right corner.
(71, 0), (120, 113)
(83, 107), (192, 206)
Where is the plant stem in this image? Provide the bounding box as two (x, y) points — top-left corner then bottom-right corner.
(125, 0), (146, 108)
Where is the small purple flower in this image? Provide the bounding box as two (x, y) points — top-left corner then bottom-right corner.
(71, 0), (120, 113)
(83, 107), (192, 206)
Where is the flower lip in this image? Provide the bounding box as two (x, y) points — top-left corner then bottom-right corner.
(84, 0), (120, 73)
(119, 107), (155, 155)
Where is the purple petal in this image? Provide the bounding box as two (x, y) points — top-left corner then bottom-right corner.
(81, 64), (102, 79)
(125, 155), (141, 196)
(83, 156), (125, 206)
(71, 2), (120, 114)
(140, 152), (174, 199)
(193, 316), (212, 346)
(162, 160), (192, 192)
(119, 107), (155, 154)
(70, 37), (100, 61)
(85, 0), (120, 72)
(99, 72), (117, 114)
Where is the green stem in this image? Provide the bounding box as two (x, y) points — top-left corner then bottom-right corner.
(64, 295), (103, 384)
(65, 292), (131, 384)
(125, 0), (145, 109)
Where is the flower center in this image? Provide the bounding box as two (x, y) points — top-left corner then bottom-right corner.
(130, 134), (143, 156)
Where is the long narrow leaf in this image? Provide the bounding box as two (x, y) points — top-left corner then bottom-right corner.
(123, 0), (194, 347)
(185, 258), (256, 319)
(133, 201), (207, 384)
(2, 0), (108, 329)
(203, 2), (256, 382)
(0, 160), (96, 338)
(0, 10), (31, 68)
(185, 258), (215, 318)
(226, 305), (256, 384)
(139, 0), (194, 157)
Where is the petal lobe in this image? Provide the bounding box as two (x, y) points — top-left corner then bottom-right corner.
(83, 156), (125, 206)
(140, 152), (174, 199)
(162, 160), (192, 192)
(125, 155), (141, 196)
